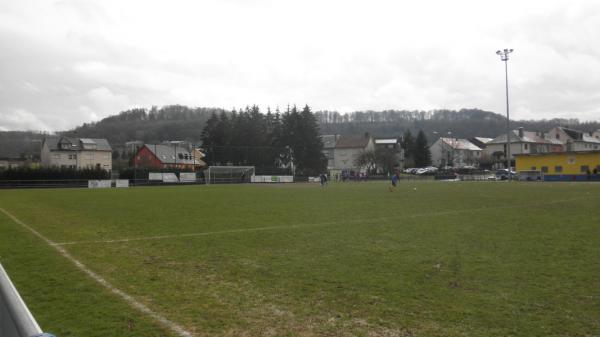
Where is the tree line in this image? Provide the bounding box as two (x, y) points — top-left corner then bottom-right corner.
(200, 105), (326, 176)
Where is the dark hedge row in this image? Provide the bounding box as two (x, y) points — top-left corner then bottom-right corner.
(0, 167), (110, 180)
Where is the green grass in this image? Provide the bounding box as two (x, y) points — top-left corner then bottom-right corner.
(0, 181), (599, 336)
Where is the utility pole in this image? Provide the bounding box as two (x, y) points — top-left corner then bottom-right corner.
(496, 48), (514, 177)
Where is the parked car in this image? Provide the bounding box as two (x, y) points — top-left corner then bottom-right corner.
(495, 169), (516, 180)
(412, 166), (437, 175)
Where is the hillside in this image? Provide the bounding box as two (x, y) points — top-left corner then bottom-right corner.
(2, 106), (599, 159)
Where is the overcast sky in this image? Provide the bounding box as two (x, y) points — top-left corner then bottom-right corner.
(1, 0), (599, 131)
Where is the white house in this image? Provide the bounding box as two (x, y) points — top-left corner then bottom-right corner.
(333, 134), (374, 172)
(41, 137), (113, 171)
(484, 128), (563, 168)
(320, 135), (340, 170)
(374, 137), (404, 170)
(430, 138), (482, 168)
(546, 127), (600, 152)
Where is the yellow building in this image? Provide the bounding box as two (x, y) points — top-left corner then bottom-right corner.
(515, 151), (600, 181)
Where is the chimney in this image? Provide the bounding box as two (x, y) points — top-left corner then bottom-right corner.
(518, 127), (524, 138)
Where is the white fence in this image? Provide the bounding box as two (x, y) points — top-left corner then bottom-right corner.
(87, 180), (112, 188)
(250, 175), (294, 183)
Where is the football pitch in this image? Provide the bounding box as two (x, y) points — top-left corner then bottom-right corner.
(0, 181), (598, 337)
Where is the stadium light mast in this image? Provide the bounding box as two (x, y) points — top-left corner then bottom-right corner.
(496, 48), (514, 176)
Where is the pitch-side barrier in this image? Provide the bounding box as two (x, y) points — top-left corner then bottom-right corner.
(0, 263), (55, 337)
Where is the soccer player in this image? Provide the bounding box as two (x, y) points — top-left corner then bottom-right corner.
(389, 172), (399, 192)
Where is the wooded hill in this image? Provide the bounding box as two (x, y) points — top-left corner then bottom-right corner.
(2, 105), (599, 159)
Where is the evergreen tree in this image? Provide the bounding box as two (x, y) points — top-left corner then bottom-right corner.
(413, 130), (432, 167)
(402, 130), (415, 167)
(281, 105), (326, 175)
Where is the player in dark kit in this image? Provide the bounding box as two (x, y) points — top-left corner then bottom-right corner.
(389, 172), (399, 192)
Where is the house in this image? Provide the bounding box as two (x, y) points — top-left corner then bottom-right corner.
(374, 137), (404, 170)
(125, 141), (144, 155)
(320, 135), (340, 170)
(546, 127), (600, 151)
(133, 144), (205, 170)
(430, 138), (482, 168)
(484, 128), (563, 168)
(468, 137), (493, 150)
(515, 150), (600, 181)
(333, 134), (374, 172)
(41, 137), (112, 171)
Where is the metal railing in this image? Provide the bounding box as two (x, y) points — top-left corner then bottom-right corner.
(0, 263), (54, 337)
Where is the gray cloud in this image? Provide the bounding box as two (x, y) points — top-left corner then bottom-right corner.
(0, 0), (599, 131)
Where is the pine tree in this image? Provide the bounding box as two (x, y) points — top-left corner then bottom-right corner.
(414, 130), (432, 167)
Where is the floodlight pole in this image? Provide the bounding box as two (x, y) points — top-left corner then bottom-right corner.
(497, 48), (514, 177)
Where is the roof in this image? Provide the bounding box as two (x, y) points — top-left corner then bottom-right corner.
(488, 130), (561, 145)
(44, 137), (112, 151)
(320, 135), (338, 149)
(581, 134), (600, 144)
(335, 135), (371, 149)
(374, 138), (398, 145)
(514, 150), (600, 157)
(440, 138), (482, 151)
(144, 144), (202, 165)
(556, 127), (600, 144)
(472, 137), (493, 144)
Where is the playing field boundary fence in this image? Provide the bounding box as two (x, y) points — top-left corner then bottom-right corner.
(0, 263), (54, 337)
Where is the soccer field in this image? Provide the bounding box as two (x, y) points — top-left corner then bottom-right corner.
(0, 181), (599, 337)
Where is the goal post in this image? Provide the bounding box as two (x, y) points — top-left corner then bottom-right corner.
(205, 166), (255, 184)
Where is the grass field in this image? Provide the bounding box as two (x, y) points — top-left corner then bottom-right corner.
(0, 181), (599, 337)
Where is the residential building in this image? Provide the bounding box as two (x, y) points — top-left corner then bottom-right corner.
(41, 137), (112, 171)
(320, 135), (340, 169)
(430, 138), (482, 168)
(374, 137), (404, 170)
(333, 134), (374, 171)
(125, 141), (144, 155)
(546, 127), (600, 151)
(515, 150), (600, 181)
(133, 144), (205, 170)
(484, 128), (563, 168)
(468, 137), (493, 150)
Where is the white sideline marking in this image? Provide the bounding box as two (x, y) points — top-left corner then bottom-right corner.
(52, 195), (596, 247)
(0, 207), (196, 337)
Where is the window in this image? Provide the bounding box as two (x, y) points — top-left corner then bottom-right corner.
(53, 154), (60, 160)
(556, 134), (560, 140)
(541, 166), (548, 173)
(581, 165), (589, 173)
(524, 144), (529, 150)
(555, 166), (563, 173)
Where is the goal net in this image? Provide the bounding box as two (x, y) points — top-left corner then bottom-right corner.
(205, 166), (255, 184)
